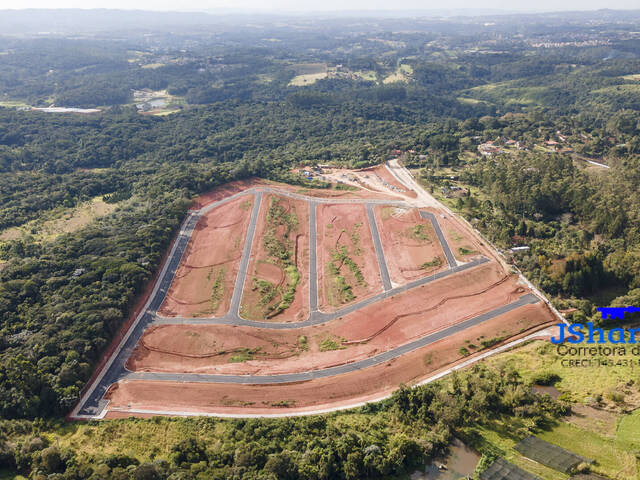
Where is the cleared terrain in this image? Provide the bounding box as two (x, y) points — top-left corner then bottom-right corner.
(71, 163), (558, 419)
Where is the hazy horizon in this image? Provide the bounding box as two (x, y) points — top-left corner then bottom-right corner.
(3, 1), (640, 14)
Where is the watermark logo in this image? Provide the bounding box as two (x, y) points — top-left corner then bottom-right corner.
(550, 322), (640, 344)
(597, 306), (640, 320)
(550, 307), (640, 367)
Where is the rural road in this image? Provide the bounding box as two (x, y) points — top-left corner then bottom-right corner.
(71, 181), (541, 419)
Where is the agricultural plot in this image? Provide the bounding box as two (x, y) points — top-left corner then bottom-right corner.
(480, 458), (542, 480)
(514, 436), (591, 473)
(73, 171), (558, 420)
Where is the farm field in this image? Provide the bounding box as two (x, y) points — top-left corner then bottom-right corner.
(73, 163), (558, 419)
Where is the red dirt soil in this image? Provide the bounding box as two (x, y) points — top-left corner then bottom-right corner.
(158, 195), (254, 317)
(127, 262), (547, 376)
(191, 177), (400, 210)
(316, 203), (383, 311)
(436, 211), (492, 263)
(374, 205), (447, 285)
(240, 194), (309, 322)
(107, 302), (554, 416)
(367, 165), (418, 199)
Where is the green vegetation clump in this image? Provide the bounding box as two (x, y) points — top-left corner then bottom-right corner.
(229, 348), (261, 363)
(209, 267), (225, 311)
(420, 256), (442, 270)
(531, 371), (561, 386)
(0, 364), (569, 479)
(406, 223), (431, 242)
(250, 197), (301, 318)
(327, 243), (366, 305)
(318, 336), (345, 352)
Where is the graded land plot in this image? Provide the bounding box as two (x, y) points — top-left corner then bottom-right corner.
(294, 184), (401, 202)
(106, 301), (553, 416)
(374, 205), (447, 284)
(158, 195), (254, 317)
(368, 165), (418, 198)
(342, 166), (418, 199)
(438, 212), (491, 263)
(240, 194), (309, 322)
(317, 203), (383, 310)
(127, 262), (541, 376)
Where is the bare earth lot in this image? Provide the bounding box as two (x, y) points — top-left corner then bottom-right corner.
(73, 168), (558, 419)
(158, 195), (254, 317)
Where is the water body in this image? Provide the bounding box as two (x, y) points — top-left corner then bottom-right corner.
(531, 385), (561, 400)
(32, 106), (100, 113)
(410, 438), (479, 479)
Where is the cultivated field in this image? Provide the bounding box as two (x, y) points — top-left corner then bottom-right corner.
(72, 163), (559, 419)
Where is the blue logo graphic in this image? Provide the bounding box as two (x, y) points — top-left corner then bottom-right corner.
(597, 306), (640, 320)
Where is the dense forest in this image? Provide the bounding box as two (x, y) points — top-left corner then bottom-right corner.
(0, 8), (639, 478)
(0, 364), (566, 479)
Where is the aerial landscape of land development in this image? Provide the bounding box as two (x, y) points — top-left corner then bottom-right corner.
(71, 159), (559, 419)
(7, 5), (640, 479)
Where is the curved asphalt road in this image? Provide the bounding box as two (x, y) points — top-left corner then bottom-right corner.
(72, 184), (536, 418)
(127, 293), (540, 384)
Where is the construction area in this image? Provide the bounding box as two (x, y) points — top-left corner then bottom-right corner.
(71, 160), (559, 419)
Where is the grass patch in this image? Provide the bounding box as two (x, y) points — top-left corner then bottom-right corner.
(269, 400), (296, 408)
(209, 266), (225, 311)
(406, 223), (431, 242)
(486, 341), (640, 405)
(229, 348), (260, 363)
(289, 72), (328, 86)
(458, 246), (477, 255)
(420, 256), (442, 270)
(449, 230), (464, 241)
(319, 336), (345, 352)
(0, 196), (118, 243)
(616, 410), (640, 452)
(252, 277), (279, 308)
(249, 196), (301, 318)
(537, 422), (636, 477)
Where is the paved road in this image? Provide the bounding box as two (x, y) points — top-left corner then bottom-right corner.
(126, 293), (540, 385)
(230, 192), (263, 316)
(74, 191), (262, 417)
(309, 202), (318, 312)
(153, 257), (489, 329)
(71, 182), (528, 419)
(366, 203), (392, 291)
(419, 211), (457, 268)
